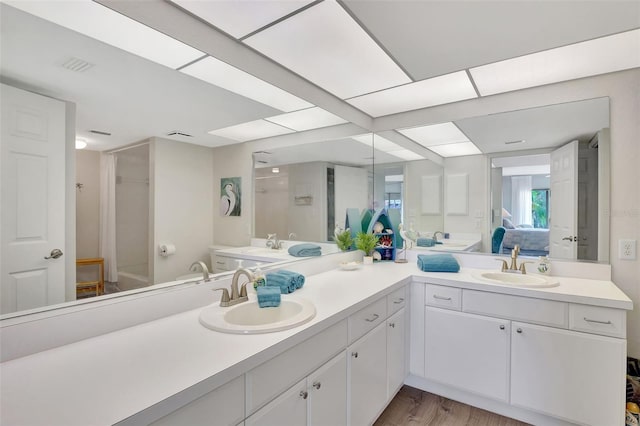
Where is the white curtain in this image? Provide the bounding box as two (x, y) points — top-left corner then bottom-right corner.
(511, 176), (533, 226)
(99, 153), (118, 282)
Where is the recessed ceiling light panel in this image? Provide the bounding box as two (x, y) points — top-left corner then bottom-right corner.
(169, 0), (315, 39)
(347, 71), (477, 117)
(428, 142), (482, 157)
(387, 149), (424, 161)
(470, 29), (640, 96)
(244, 0), (411, 99)
(181, 56), (313, 112)
(265, 107), (347, 131)
(5, 0), (204, 69)
(208, 119), (294, 142)
(398, 122), (470, 147)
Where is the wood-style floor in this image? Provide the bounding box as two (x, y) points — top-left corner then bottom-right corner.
(374, 386), (530, 426)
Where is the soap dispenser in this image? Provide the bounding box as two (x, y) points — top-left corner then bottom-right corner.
(537, 256), (550, 274)
(253, 263), (266, 289)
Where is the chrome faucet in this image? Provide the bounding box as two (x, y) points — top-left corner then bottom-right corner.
(190, 261), (210, 282)
(213, 268), (254, 307)
(432, 231), (444, 242)
(266, 233), (283, 250)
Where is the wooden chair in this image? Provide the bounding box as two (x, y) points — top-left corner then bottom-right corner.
(76, 258), (104, 298)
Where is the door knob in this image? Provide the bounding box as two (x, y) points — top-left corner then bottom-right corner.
(44, 249), (63, 259)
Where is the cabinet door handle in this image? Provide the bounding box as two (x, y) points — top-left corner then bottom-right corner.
(516, 328), (523, 334)
(393, 298), (404, 304)
(351, 351), (358, 358)
(433, 295), (452, 301)
(299, 390), (308, 400)
(312, 381), (321, 390)
(499, 325), (505, 330)
(365, 313), (379, 322)
(389, 322), (395, 328)
(584, 317), (613, 325)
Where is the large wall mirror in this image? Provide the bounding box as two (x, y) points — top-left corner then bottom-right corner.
(379, 97), (610, 262)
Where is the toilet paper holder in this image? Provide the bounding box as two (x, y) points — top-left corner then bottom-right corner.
(159, 243), (176, 257)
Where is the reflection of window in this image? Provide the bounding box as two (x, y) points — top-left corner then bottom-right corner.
(384, 192), (402, 210)
(532, 189), (549, 228)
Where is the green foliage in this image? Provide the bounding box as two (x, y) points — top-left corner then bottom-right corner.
(355, 232), (379, 256)
(531, 189), (549, 228)
(336, 230), (354, 251)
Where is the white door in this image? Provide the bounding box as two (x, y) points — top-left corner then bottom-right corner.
(386, 308), (406, 399)
(424, 307), (510, 402)
(511, 322), (626, 426)
(1, 84), (66, 314)
(549, 140), (578, 259)
(308, 352), (347, 426)
(349, 323), (387, 426)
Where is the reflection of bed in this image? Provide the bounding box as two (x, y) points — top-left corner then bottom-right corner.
(500, 228), (549, 256)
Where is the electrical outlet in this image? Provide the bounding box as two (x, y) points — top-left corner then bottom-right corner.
(619, 239), (637, 260)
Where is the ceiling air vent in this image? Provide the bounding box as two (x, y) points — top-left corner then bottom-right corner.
(90, 129), (111, 136)
(62, 57), (94, 73)
(166, 131), (193, 137)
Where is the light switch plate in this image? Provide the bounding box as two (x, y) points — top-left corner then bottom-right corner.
(619, 239), (637, 260)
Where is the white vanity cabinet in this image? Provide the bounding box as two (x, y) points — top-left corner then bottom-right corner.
(413, 282), (627, 426)
(386, 308), (406, 398)
(510, 322), (626, 426)
(424, 307), (510, 402)
(149, 376), (245, 426)
(246, 352), (347, 426)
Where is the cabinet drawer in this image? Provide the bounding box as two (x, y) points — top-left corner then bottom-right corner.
(246, 319), (347, 414)
(150, 376), (244, 426)
(425, 284), (461, 310)
(387, 287), (406, 316)
(463, 290), (568, 328)
(349, 297), (387, 343)
(569, 304), (626, 338)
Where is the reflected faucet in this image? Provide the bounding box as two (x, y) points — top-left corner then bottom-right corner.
(432, 231), (444, 242)
(266, 233), (283, 250)
(190, 261), (210, 282)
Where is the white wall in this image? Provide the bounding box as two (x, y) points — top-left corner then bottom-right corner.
(254, 170), (289, 239)
(75, 150), (100, 259)
(443, 155), (490, 251)
(115, 144), (149, 275)
(288, 162), (327, 242)
(335, 165), (368, 230)
(152, 138), (213, 283)
(212, 143), (254, 247)
(404, 159), (444, 234)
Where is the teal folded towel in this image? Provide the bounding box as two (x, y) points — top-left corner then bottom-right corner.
(417, 237), (436, 247)
(265, 270), (305, 294)
(274, 269), (305, 290)
(288, 243), (321, 257)
(417, 254), (460, 273)
(257, 286), (281, 308)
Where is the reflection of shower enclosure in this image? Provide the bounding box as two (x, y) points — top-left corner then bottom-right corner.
(115, 144), (150, 290)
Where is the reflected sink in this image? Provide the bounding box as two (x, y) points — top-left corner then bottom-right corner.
(475, 271), (559, 288)
(199, 298), (316, 334)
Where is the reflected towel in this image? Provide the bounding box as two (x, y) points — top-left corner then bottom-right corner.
(257, 286), (281, 308)
(417, 254), (460, 273)
(288, 243), (322, 257)
(265, 270), (305, 294)
(417, 238), (435, 247)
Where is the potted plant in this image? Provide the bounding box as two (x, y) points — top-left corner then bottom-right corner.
(355, 231), (379, 264)
(335, 229), (354, 251)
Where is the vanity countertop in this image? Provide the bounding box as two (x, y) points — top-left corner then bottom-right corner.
(0, 262), (632, 426)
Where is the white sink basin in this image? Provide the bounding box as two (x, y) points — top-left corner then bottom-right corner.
(475, 271), (559, 288)
(199, 297), (316, 334)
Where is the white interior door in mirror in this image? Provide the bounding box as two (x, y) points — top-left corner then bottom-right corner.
(445, 173), (468, 215)
(1, 84), (66, 314)
(549, 141), (578, 260)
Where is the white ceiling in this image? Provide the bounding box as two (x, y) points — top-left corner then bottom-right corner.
(1, 0), (638, 159)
